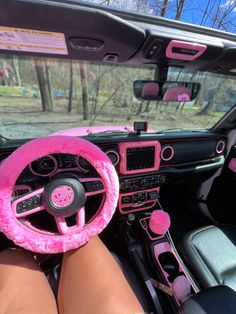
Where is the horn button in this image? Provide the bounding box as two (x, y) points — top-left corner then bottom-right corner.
(43, 178), (86, 217)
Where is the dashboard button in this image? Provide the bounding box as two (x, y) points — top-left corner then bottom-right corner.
(148, 191), (160, 200)
(140, 179), (148, 187)
(122, 196), (132, 204)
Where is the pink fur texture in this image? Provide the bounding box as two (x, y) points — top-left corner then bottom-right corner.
(172, 275), (191, 303)
(149, 210), (171, 235)
(0, 136), (119, 253)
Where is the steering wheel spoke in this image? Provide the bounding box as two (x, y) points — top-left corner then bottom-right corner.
(55, 207), (85, 235)
(80, 177), (105, 197)
(12, 188), (45, 218)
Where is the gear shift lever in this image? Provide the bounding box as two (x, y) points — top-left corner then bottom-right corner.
(149, 210), (170, 235)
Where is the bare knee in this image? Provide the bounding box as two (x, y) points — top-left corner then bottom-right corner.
(0, 248), (38, 270)
(0, 248), (58, 314)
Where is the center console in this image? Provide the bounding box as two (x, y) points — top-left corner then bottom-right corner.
(139, 206), (198, 302)
(117, 139), (199, 312)
(120, 197), (199, 313)
(118, 140), (162, 214)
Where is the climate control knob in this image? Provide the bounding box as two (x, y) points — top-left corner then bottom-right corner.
(160, 175), (167, 184)
(120, 181), (130, 190)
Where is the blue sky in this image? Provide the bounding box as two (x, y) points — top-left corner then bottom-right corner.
(88, 0), (236, 33)
(148, 0), (236, 32)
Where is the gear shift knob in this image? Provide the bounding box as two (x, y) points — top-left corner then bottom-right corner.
(149, 210), (170, 235)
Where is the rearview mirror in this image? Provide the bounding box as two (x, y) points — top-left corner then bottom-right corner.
(133, 80), (200, 102)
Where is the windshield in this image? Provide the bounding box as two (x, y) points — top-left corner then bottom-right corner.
(0, 55), (236, 139)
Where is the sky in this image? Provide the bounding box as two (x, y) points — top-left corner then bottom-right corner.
(147, 0), (236, 33)
(87, 0), (236, 33)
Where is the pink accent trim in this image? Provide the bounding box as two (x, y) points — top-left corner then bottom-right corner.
(228, 158), (236, 172)
(13, 185), (32, 196)
(12, 188), (44, 218)
(119, 187), (159, 214)
(50, 126), (157, 137)
(0, 136), (119, 253)
(77, 157), (90, 173)
(139, 217), (165, 241)
(216, 140), (225, 154)
(153, 242), (198, 302)
(119, 201), (156, 215)
(119, 141), (161, 175)
(160, 145), (174, 161)
(29, 155), (58, 177)
(105, 150), (120, 166)
(166, 40), (207, 61)
(149, 210), (171, 235)
(51, 185), (75, 207)
(56, 207), (85, 235)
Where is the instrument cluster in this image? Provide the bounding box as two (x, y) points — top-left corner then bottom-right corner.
(29, 150), (120, 177)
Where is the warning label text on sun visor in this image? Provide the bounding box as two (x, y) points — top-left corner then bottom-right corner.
(0, 26), (68, 55)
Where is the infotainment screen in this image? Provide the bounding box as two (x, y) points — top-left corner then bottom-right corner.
(119, 141), (161, 175)
(126, 147), (155, 171)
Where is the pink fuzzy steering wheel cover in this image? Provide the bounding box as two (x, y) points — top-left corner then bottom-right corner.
(0, 136), (119, 253)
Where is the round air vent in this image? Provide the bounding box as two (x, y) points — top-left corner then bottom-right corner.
(106, 150), (120, 166)
(216, 140), (225, 154)
(161, 145), (174, 161)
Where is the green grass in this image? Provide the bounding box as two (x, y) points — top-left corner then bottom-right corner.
(0, 86), (23, 97)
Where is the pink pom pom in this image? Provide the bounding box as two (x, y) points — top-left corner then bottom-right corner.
(149, 210), (170, 235)
(172, 275), (191, 303)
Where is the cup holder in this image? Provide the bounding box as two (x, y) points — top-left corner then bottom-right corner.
(154, 242), (195, 304)
(158, 252), (183, 283)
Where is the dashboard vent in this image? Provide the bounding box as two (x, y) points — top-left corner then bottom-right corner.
(216, 140), (226, 154)
(161, 145), (174, 161)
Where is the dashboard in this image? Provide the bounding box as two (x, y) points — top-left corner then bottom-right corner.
(0, 130), (227, 215)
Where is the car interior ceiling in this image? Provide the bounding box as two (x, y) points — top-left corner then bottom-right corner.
(2, 0), (236, 313)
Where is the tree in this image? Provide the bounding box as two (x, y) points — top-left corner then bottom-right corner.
(68, 60), (74, 113)
(34, 58), (53, 112)
(13, 56), (21, 86)
(45, 60), (53, 105)
(175, 0), (185, 20)
(79, 61), (89, 120)
(160, 0), (169, 16)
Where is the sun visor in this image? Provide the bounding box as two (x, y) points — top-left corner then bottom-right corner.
(0, 0), (146, 62)
(200, 47), (236, 76)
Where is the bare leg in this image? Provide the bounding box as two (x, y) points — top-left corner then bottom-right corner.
(0, 248), (58, 314)
(58, 236), (144, 314)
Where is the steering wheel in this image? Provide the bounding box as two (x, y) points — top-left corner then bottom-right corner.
(0, 136), (119, 253)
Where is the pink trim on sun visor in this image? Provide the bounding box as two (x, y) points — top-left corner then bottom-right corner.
(166, 40), (207, 61)
(0, 136), (119, 253)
